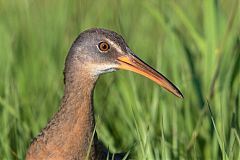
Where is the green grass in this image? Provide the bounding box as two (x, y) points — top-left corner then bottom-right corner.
(0, 0), (239, 159)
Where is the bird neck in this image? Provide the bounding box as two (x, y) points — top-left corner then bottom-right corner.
(27, 68), (101, 159)
(59, 72), (98, 158)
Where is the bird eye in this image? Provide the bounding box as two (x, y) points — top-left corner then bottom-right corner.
(98, 42), (110, 52)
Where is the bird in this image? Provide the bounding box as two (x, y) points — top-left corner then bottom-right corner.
(26, 28), (183, 160)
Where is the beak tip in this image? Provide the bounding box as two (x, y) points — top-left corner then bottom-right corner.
(176, 90), (184, 99)
(179, 93), (184, 99)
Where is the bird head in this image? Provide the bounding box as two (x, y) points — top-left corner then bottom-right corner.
(65, 28), (183, 98)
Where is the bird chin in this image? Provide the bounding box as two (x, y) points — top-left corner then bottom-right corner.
(96, 68), (117, 75)
(102, 68), (117, 73)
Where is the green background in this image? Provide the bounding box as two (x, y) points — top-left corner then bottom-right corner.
(0, 0), (239, 159)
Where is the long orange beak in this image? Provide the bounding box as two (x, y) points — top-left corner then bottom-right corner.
(116, 54), (183, 98)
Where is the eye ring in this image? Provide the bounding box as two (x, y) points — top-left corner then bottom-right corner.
(98, 42), (110, 52)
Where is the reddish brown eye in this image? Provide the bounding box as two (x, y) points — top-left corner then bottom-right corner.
(98, 42), (110, 51)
